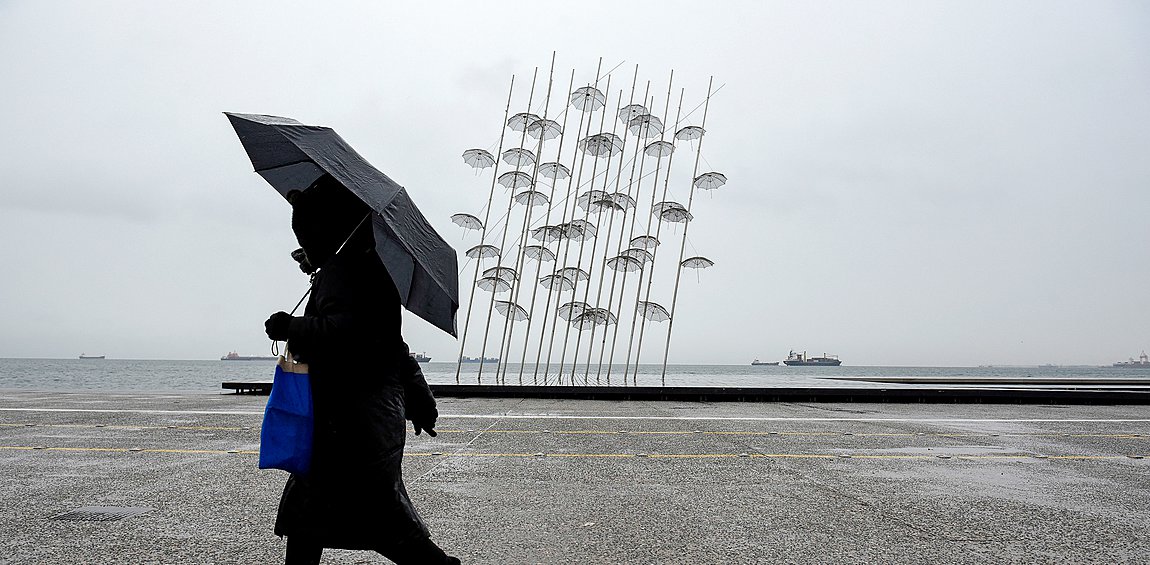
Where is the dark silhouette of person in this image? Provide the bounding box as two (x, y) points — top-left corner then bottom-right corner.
(264, 175), (459, 565)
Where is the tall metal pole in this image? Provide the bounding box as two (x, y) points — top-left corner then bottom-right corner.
(543, 58), (603, 384)
(578, 84), (633, 383)
(533, 73), (589, 384)
(631, 87), (685, 386)
(455, 75), (516, 384)
(599, 75), (651, 383)
(520, 66), (577, 384)
(560, 73), (612, 384)
(661, 77), (714, 379)
(498, 53), (557, 384)
(475, 68), (538, 382)
(623, 72), (678, 384)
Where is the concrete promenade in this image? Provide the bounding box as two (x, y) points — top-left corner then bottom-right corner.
(1, 390), (1149, 564)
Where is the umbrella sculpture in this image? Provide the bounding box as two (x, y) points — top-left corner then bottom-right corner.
(225, 112), (459, 336)
(450, 63), (726, 385)
(483, 266), (519, 282)
(461, 148), (496, 169)
(466, 244), (501, 260)
(527, 119), (563, 141)
(693, 172), (728, 190)
(537, 162), (571, 180)
(675, 125), (705, 141)
(637, 301), (671, 322)
(502, 148), (537, 167)
(617, 104), (649, 122)
(477, 276), (512, 293)
(523, 245), (557, 262)
(450, 213), (483, 232)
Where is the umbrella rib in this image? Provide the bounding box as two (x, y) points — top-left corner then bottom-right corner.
(252, 157), (315, 173)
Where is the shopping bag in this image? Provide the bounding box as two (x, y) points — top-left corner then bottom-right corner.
(258, 354), (313, 474)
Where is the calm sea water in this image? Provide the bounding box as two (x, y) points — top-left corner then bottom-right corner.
(0, 358), (1146, 393)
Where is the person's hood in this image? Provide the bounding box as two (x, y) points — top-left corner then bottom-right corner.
(290, 175), (373, 270)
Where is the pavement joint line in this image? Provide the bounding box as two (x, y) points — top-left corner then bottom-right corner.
(1, 445), (1146, 461)
(409, 401), (518, 484)
(4, 408), (1150, 423)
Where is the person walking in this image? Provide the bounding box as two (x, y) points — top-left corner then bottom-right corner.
(264, 176), (460, 565)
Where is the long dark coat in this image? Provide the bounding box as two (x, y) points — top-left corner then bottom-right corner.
(273, 246), (437, 550)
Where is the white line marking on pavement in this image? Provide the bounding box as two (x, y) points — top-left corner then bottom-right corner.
(0, 408), (264, 415)
(1, 407), (1149, 423)
(448, 415), (1150, 423)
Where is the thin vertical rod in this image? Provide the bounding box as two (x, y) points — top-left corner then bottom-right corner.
(560, 73), (613, 384)
(544, 58), (603, 384)
(600, 74), (650, 383)
(534, 73), (588, 384)
(631, 86), (685, 385)
(498, 53), (558, 384)
(661, 77), (714, 379)
(622, 71), (677, 384)
(475, 68), (538, 382)
(455, 75), (516, 384)
(520, 65), (577, 384)
(578, 85), (632, 383)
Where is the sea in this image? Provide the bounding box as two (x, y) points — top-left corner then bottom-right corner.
(0, 358), (1147, 394)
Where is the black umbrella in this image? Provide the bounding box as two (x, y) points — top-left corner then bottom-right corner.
(225, 112), (459, 337)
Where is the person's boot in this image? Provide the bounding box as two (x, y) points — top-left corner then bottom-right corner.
(378, 534), (460, 564)
(284, 536), (323, 565)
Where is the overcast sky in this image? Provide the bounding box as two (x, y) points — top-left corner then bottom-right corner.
(0, 1), (1147, 366)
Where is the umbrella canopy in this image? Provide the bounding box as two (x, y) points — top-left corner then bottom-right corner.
(225, 112), (459, 337)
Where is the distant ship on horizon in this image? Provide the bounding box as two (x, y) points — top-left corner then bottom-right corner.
(750, 359), (779, 366)
(78, 354), (105, 360)
(783, 350), (842, 366)
(1114, 351), (1150, 368)
(221, 351), (277, 361)
(459, 356), (499, 364)
(414, 353), (431, 363)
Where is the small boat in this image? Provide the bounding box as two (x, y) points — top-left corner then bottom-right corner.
(78, 354), (105, 360)
(751, 359), (778, 366)
(221, 351), (278, 361)
(783, 350), (842, 366)
(1114, 351), (1150, 368)
(414, 353), (431, 363)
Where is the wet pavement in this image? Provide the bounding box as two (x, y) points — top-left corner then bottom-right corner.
(1, 390), (1148, 564)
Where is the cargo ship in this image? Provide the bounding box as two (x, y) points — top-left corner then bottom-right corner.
(750, 359), (778, 366)
(78, 354), (105, 360)
(783, 350), (841, 366)
(1114, 351), (1150, 368)
(414, 353), (431, 363)
(221, 352), (277, 361)
(459, 356), (499, 364)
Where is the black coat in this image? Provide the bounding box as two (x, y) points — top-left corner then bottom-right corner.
(273, 246), (438, 550)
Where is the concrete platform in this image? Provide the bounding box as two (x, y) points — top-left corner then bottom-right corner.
(223, 382), (1150, 404)
(1, 390), (1149, 563)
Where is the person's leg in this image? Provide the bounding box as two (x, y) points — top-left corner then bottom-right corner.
(285, 536), (324, 565)
(376, 535), (460, 565)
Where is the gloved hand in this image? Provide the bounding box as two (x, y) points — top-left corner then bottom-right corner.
(412, 406), (438, 437)
(290, 248), (316, 275)
(264, 311), (294, 341)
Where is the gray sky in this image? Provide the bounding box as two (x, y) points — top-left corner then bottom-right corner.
(0, 0), (1147, 366)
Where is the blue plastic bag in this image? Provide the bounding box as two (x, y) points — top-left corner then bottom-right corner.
(258, 355), (313, 475)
